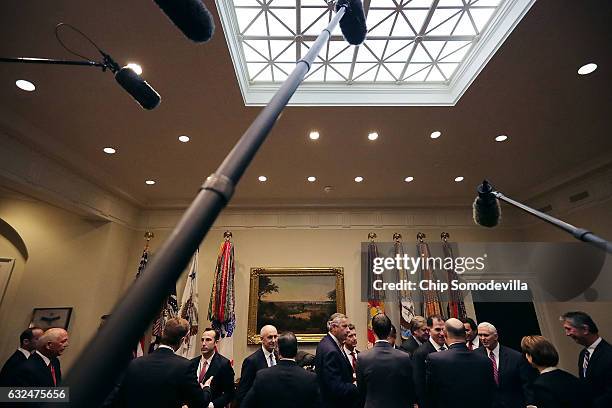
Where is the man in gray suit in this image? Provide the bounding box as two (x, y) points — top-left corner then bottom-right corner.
(356, 313), (416, 408)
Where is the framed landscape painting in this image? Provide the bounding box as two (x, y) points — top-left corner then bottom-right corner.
(247, 267), (346, 344)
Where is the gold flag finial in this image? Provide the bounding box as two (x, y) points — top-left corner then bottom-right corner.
(367, 232), (377, 241)
(144, 231), (154, 241)
(224, 230), (233, 241)
(416, 232), (426, 242)
(393, 233), (402, 242)
(441, 232), (450, 242)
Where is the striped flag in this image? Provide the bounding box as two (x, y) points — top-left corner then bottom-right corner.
(133, 240), (151, 357)
(441, 233), (467, 319)
(366, 234), (384, 348)
(177, 250), (200, 358)
(417, 233), (443, 318)
(393, 236), (417, 339)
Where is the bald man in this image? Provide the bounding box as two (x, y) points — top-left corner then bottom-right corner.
(425, 318), (495, 408)
(236, 325), (278, 405)
(14, 328), (68, 387)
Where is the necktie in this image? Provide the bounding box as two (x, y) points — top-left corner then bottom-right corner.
(439, 345), (447, 351)
(268, 353), (275, 367)
(49, 363), (57, 386)
(489, 351), (499, 386)
(468, 341), (473, 351)
(583, 349), (590, 377)
(349, 351), (357, 373)
(198, 359), (208, 383)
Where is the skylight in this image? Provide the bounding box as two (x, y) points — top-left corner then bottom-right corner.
(217, 0), (535, 105)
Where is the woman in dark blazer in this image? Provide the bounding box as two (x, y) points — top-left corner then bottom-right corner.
(521, 335), (591, 408)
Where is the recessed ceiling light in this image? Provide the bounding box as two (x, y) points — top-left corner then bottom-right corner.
(178, 135), (190, 143)
(404, 176), (414, 183)
(495, 135), (508, 142)
(307, 176), (316, 182)
(258, 176), (268, 182)
(15, 79), (35, 92)
(577, 63), (597, 75)
(354, 176), (364, 183)
(430, 131), (441, 139)
(103, 147), (116, 154)
(126, 63), (143, 75)
(309, 131), (320, 140)
(145, 180), (156, 185)
(454, 176), (464, 182)
(368, 132), (378, 141)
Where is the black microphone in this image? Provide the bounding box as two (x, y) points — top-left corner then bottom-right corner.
(153, 0), (215, 43)
(473, 180), (501, 227)
(115, 67), (161, 110)
(336, 0), (367, 45)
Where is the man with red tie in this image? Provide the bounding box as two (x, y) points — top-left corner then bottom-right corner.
(14, 328), (68, 387)
(343, 323), (359, 383)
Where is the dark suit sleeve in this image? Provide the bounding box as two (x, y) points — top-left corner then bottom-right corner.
(211, 360), (235, 408)
(241, 371), (259, 408)
(180, 363), (212, 408)
(519, 354), (537, 404)
(236, 356), (256, 404)
(319, 349), (358, 400)
(412, 349), (427, 407)
(356, 358), (366, 408)
(424, 355), (436, 408)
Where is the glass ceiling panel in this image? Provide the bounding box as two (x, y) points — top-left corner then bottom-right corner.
(232, 0), (506, 85)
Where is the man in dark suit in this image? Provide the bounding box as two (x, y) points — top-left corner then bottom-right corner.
(412, 315), (446, 408)
(242, 332), (320, 408)
(521, 335), (591, 408)
(477, 322), (536, 408)
(426, 318), (495, 408)
(14, 327), (68, 387)
(0, 327), (43, 386)
(400, 316), (428, 355)
(191, 328), (235, 408)
(356, 313), (416, 408)
(235, 324), (278, 405)
(561, 311), (612, 408)
(343, 323), (359, 382)
(315, 312), (358, 408)
(111, 318), (212, 408)
(462, 317), (480, 350)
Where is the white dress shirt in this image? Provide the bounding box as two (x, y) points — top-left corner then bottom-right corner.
(17, 348), (31, 359)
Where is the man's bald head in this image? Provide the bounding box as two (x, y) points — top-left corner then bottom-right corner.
(444, 318), (466, 344)
(260, 325), (278, 352)
(39, 328), (69, 358)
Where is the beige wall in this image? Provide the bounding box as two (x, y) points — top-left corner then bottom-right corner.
(0, 197), (137, 371)
(1, 194), (610, 379)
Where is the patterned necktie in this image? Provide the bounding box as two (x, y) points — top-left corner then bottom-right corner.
(583, 349), (590, 377)
(268, 353), (276, 367)
(198, 359), (208, 383)
(349, 351), (357, 373)
(468, 341), (473, 351)
(489, 351), (499, 386)
(49, 363), (57, 386)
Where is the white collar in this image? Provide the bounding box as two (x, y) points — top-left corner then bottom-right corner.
(540, 367), (558, 374)
(157, 344), (174, 352)
(261, 346), (274, 358)
(329, 332), (342, 349)
(413, 336), (423, 346)
(429, 337), (445, 351)
(17, 348), (30, 358)
(487, 343), (500, 359)
(587, 337), (602, 354)
(35, 350), (51, 366)
(201, 351), (216, 365)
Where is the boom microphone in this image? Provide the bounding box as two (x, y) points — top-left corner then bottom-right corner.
(115, 67), (161, 110)
(473, 180), (501, 227)
(153, 0), (215, 43)
(336, 0), (367, 45)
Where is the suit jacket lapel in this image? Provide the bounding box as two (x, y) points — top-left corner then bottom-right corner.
(205, 353), (220, 381)
(497, 346), (508, 384)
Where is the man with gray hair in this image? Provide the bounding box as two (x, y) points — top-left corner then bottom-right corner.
(236, 324), (278, 405)
(477, 322), (536, 408)
(561, 311), (612, 408)
(426, 318), (494, 408)
(315, 313), (358, 408)
(14, 327), (68, 387)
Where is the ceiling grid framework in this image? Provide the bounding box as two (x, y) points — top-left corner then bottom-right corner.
(218, 0), (535, 105)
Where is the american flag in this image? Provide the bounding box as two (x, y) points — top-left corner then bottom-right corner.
(133, 242), (150, 357)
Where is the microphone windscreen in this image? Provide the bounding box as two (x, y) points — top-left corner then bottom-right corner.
(473, 181), (501, 227)
(115, 67), (161, 110)
(153, 0), (215, 43)
(336, 0), (367, 45)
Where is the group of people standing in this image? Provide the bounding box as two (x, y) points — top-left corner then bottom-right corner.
(0, 310), (609, 408)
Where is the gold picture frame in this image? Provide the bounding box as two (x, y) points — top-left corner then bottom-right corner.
(247, 267), (346, 344)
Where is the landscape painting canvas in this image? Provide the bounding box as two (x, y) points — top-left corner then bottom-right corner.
(247, 267), (345, 344)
